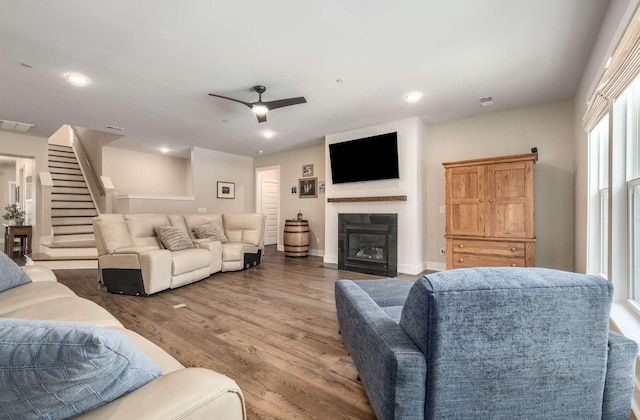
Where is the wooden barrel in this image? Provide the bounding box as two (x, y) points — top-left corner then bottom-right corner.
(284, 219), (310, 257)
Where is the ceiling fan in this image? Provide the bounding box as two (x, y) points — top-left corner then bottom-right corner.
(208, 85), (306, 123)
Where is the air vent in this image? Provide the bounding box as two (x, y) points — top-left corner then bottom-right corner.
(0, 119), (34, 132)
(478, 96), (494, 107)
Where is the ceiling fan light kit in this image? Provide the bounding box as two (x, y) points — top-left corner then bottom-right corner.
(208, 85), (306, 123)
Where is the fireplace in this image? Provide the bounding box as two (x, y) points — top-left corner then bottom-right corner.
(338, 213), (397, 277)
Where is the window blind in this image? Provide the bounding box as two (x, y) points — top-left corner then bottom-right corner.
(583, 6), (640, 132)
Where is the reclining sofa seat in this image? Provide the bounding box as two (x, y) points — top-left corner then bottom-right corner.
(93, 213), (265, 296)
(170, 213), (264, 272)
(335, 267), (638, 420)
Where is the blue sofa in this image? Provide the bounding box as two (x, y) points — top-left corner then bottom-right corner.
(335, 267), (638, 419)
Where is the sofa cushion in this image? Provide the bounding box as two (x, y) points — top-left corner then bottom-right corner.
(193, 222), (228, 244)
(0, 251), (31, 293)
(155, 226), (195, 252)
(0, 318), (162, 419)
(93, 214), (134, 254)
(171, 248), (211, 276)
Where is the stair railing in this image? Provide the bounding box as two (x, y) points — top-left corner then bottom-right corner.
(69, 129), (104, 214)
(72, 132), (104, 197)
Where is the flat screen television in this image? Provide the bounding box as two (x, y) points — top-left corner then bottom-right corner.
(329, 132), (399, 184)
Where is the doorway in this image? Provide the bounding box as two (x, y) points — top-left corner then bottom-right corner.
(255, 166), (280, 248)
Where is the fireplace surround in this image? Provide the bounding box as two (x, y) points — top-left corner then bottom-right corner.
(338, 213), (397, 277)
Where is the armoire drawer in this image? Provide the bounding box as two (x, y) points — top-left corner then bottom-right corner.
(451, 239), (525, 257)
(451, 253), (526, 268)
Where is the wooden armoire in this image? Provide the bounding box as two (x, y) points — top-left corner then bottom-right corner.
(443, 153), (537, 269)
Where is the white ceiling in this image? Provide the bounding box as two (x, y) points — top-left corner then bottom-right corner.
(0, 1), (610, 158)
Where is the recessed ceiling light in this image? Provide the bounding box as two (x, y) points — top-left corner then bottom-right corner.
(257, 150), (264, 154)
(64, 73), (90, 86)
(404, 91), (423, 103)
(261, 130), (275, 139)
(160, 147), (169, 154)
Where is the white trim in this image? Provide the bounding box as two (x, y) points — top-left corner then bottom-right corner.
(115, 194), (195, 201)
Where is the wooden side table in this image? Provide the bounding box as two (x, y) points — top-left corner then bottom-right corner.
(3, 224), (32, 257)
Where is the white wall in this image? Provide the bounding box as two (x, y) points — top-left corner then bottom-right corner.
(427, 99), (575, 271)
(112, 146), (254, 214)
(324, 117), (427, 275)
(104, 146), (190, 196)
(255, 144), (325, 254)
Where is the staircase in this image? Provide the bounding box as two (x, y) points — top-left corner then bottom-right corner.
(31, 144), (99, 269)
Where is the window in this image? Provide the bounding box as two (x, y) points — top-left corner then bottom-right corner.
(588, 115), (609, 278)
(588, 73), (640, 307)
(624, 76), (640, 303)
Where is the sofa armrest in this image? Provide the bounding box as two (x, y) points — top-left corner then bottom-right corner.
(602, 331), (638, 419)
(199, 240), (222, 274)
(21, 265), (56, 282)
(113, 246), (160, 254)
(75, 368), (246, 420)
(138, 249), (172, 295)
(335, 280), (426, 420)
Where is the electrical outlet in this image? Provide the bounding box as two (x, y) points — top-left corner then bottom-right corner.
(439, 206), (445, 214)
(197, 208), (207, 213)
(440, 248), (446, 255)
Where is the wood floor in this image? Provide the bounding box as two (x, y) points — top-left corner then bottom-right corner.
(54, 245), (426, 419)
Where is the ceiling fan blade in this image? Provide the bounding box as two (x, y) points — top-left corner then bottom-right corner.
(257, 114), (267, 123)
(263, 96), (307, 111)
(208, 93), (252, 109)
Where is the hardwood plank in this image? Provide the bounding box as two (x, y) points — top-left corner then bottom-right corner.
(53, 245), (429, 419)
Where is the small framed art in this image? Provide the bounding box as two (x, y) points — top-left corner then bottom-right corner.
(302, 164), (314, 177)
(217, 181), (235, 199)
(299, 177), (317, 198)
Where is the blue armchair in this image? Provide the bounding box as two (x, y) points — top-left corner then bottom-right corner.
(335, 267), (637, 419)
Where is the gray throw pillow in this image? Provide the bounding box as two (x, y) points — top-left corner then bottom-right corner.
(193, 223), (228, 244)
(154, 226), (195, 251)
(0, 250), (31, 292)
(0, 318), (163, 419)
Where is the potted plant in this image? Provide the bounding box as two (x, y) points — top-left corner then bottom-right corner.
(3, 203), (25, 225)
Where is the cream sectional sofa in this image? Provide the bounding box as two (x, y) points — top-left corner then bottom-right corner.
(93, 213), (265, 296)
(1, 260), (246, 419)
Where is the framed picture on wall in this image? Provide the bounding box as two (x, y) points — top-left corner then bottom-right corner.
(217, 181), (235, 199)
(299, 178), (317, 198)
(302, 164), (314, 177)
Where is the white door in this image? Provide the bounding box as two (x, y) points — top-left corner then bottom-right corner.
(261, 179), (279, 245)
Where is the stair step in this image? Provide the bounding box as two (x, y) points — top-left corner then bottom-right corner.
(52, 186), (90, 195)
(50, 173), (85, 182)
(51, 201), (96, 209)
(49, 150), (75, 158)
(43, 239), (96, 248)
(52, 216), (96, 226)
(53, 180), (87, 188)
(30, 253), (98, 270)
(52, 209), (98, 217)
(52, 233), (95, 242)
(53, 225), (94, 235)
(48, 144), (73, 152)
(49, 156), (78, 164)
(50, 168), (82, 176)
(49, 162), (80, 170)
(52, 194), (92, 202)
